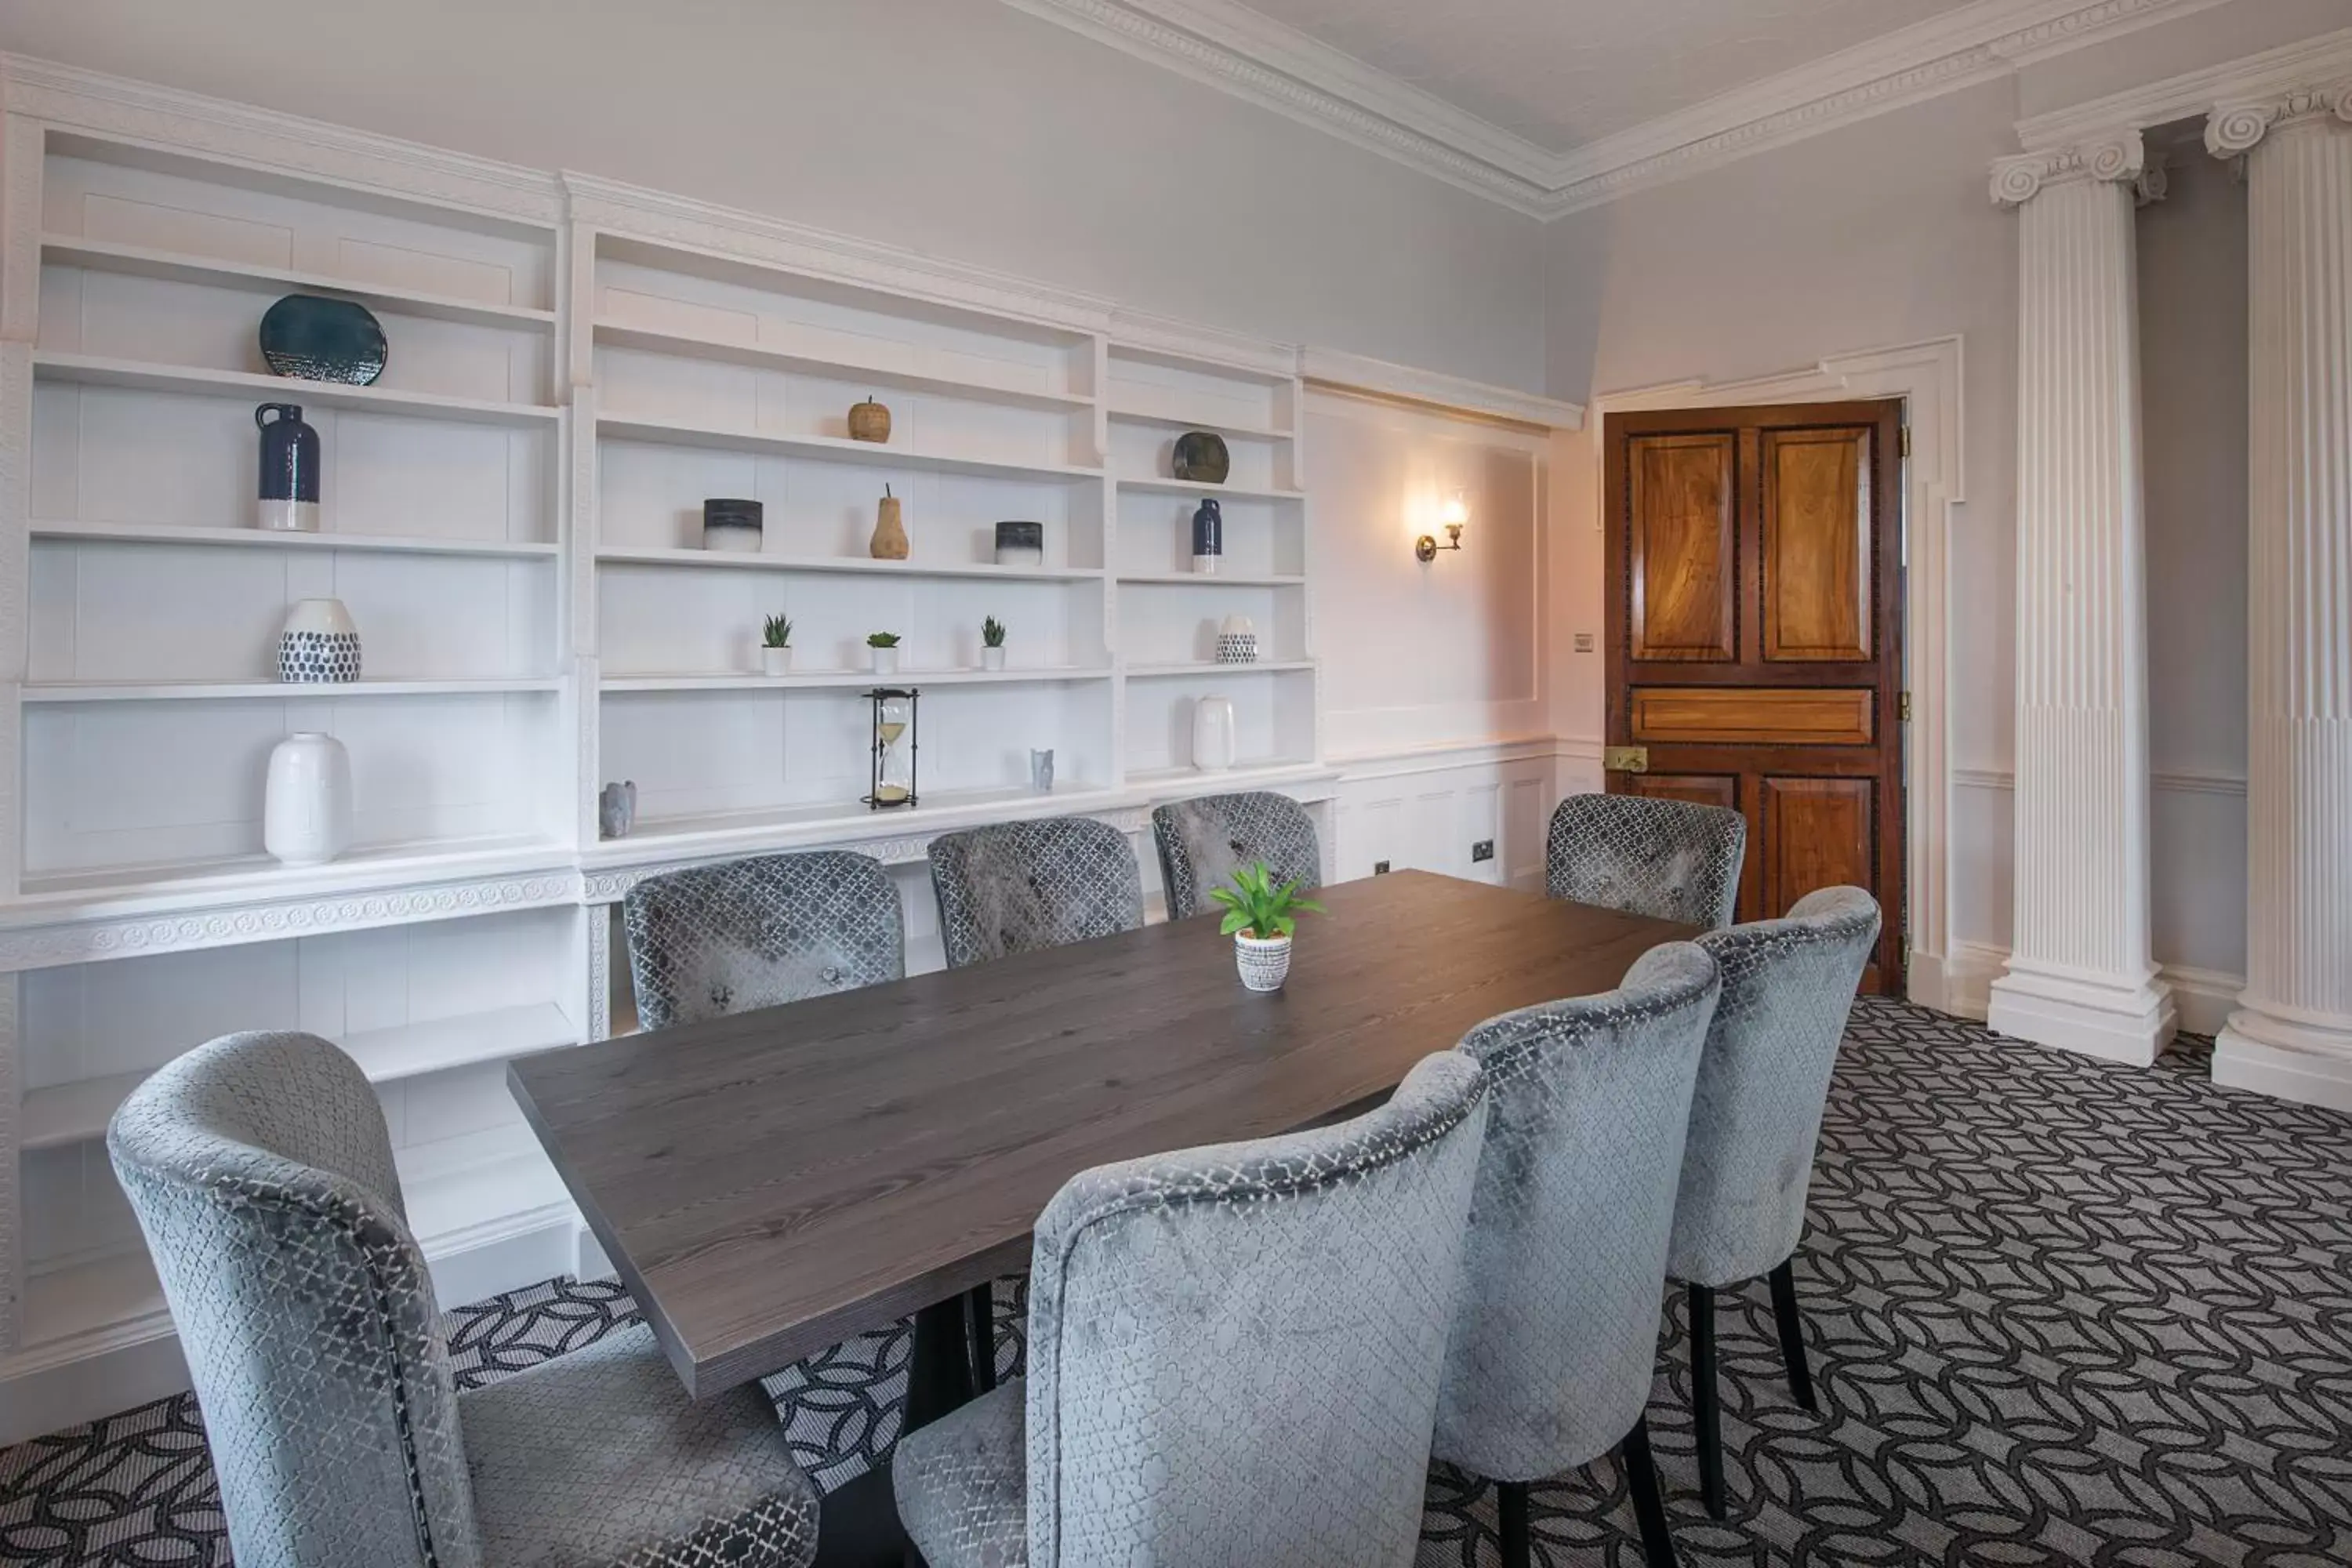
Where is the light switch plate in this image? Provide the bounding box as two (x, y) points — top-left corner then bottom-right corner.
(1573, 631), (1595, 653)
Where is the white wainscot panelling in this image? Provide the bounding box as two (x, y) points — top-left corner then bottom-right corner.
(600, 563), (1105, 677)
(1331, 749), (1555, 893)
(2151, 779), (2249, 984)
(24, 691), (564, 880)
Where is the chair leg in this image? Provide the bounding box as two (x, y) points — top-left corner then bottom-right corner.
(1621, 1417), (1679, 1568)
(964, 1282), (997, 1394)
(1687, 1283), (1725, 1519)
(1769, 1259), (1818, 1414)
(1496, 1479), (1531, 1568)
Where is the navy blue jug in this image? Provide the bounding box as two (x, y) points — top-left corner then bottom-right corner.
(1190, 496), (1223, 573)
(256, 403), (320, 532)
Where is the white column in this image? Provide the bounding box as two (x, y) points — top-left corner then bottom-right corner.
(1986, 132), (2177, 1064)
(2208, 85), (2352, 1109)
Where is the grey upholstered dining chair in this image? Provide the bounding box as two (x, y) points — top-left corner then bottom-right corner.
(623, 848), (904, 1029)
(1545, 793), (1748, 928)
(891, 1050), (1492, 1568)
(107, 1030), (822, 1568)
(1150, 790), (1323, 920)
(1434, 942), (1723, 1568)
(927, 815), (1144, 968)
(1671, 885), (1881, 1519)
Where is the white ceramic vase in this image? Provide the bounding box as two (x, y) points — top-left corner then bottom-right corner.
(761, 646), (793, 675)
(1192, 695), (1236, 771)
(871, 646), (899, 675)
(1235, 931), (1292, 992)
(278, 597), (361, 684)
(264, 731), (352, 866)
(1215, 613), (1258, 665)
(982, 645), (1006, 671)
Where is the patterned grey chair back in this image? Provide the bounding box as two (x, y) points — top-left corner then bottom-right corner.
(1545, 792), (1747, 927)
(106, 1031), (482, 1568)
(927, 815), (1144, 969)
(624, 849), (905, 1030)
(1434, 942), (1722, 1483)
(1670, 886), (1881, 1288)
(1025, 1051), (1490, 1568)
(1150, 791), (1322, 921)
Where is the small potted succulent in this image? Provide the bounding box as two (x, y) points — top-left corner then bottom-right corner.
(867, 630), (902, 675)
(760, 614), (793, 676)
(1209, 860), (1323, 993)
(981, 615), (1007, 671)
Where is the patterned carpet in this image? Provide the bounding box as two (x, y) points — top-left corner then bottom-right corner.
(5, 997), (2350, 1566)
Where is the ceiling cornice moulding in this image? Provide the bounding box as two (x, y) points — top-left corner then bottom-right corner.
(1000, 0), (2237, 219)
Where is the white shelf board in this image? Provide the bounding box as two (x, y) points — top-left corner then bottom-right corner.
(603, 782), (1118, 862)
(1127, 760), (1331, 793)
(1126, 660), (1316, 678)
(604, 666), (1112, 692)
(1106, 407), (1294, 441)
(595, 321), (1094, 412)
(597, 546), (1100, 583)
(10, 834), (572, 913)
(33, 521), (559, 559)
(32, 352), (558, 427)
(20, 1002), (579, 1151)
(23, 677), (562, 704)
(1117, 571), (1306, 587)
(42, 235), (558, 332)
(597, 415), (1101, 484)
(1116, 475), (1305, 503)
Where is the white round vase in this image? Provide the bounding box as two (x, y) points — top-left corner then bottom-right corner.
(1235, 931), (1292, 992)
(264, 731), (352, 866)
(1192, 695), (1236, 771)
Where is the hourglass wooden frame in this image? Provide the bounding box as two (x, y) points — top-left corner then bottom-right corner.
(863, 687), (921, 811)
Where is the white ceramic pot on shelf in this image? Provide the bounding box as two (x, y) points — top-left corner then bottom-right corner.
(870, 646), (900, 675)
(1235, 931), (1293, 992)
(264, 731), (352, 866)
(981, 646), (1007, 671)
(760, 646), (793, 676)
(1192, 695), (1236, 771)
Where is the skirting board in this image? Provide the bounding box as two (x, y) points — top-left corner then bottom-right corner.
(1944, 941), (2241, 1040)
(0, 1203), (582, 1447)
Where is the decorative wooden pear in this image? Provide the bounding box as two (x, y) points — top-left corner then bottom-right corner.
(870, 485), (909, 560)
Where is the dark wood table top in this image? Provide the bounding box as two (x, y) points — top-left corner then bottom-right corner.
(509, 869), (1697, 1397)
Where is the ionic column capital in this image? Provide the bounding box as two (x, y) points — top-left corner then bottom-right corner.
(2205, 81), (2352, 158)
(1991, 129), (2162, 209)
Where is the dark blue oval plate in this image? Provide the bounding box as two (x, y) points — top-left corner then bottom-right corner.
(260, 294), (387, 385)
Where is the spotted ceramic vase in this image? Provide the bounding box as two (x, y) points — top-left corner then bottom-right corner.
(1235, 931), (1292, 992)
(278, 598), (361, 684)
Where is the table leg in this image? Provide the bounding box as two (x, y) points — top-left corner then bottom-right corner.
(904, 1294), (977, 1433)
(965, 1283), (998, 1395)
(814, 1298), (975, 1568)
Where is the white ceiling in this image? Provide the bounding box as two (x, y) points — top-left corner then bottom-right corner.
(1237, 0), (1984, 152)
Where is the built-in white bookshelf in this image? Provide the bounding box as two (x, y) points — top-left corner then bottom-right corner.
(0, 98), (1328, 1443)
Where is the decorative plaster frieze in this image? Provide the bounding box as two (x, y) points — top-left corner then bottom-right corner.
(1991, 130), (2153, 207)
(2205, 82), (2352, 158)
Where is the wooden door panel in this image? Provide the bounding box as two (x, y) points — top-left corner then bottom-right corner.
(1630, 687), (1875, 746)
(1628, 433), (1735, 662)
(1604, 400), (1905, 993)
(1761, 776), (1875, 916)
(1762, 428), (1872, 662)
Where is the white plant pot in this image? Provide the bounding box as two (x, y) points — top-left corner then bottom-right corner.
(981, 645), (1007, 671)
(264, 731), (352, 867)
(1234, 931), (1293, 992)
(761, 646), (794, 675)
(870, 646), (899, 675)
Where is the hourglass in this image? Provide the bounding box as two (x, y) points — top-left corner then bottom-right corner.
(865, 688), (920, 810)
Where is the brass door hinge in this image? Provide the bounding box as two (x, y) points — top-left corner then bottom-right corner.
(1603, 745), (1650, 773)
(1897, 691), (1912, 722)
(1899, 425), (1913, 458)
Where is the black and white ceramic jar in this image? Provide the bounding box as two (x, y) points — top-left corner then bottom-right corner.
(278, 598), (361, 683)
(995, 520), (1044, 568)
(256, 403), (321, 532)
(1191, 498), (1223, 575)
(703, 497), (764, 553)
(1215, 613), (1258, 664)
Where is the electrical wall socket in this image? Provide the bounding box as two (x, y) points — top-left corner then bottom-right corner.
(1373, 859), (1391, 874)
(1471, 840), (1495, 863)
(1573, 631), (1595, 653)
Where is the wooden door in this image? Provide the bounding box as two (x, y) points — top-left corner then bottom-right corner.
(1603, 401), (1905, 991)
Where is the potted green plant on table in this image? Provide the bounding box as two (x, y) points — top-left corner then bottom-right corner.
(981, 615), (1007, 672)
(1209, 859), (1324, 993)
(761, 614), (793, 676)
(867, 630), (902, 675)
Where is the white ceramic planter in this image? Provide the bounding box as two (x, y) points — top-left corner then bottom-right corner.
(264, 731), (352, 866)
(981, 645), (1006, 671)
(761, 645), (793, 675)
(870, 646), (899, 675)
(1234, 931), (1292, 992)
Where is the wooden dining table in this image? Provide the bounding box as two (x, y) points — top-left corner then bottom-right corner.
(509, 867), (1697, 1566)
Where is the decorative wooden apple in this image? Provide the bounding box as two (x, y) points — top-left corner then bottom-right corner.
(848, 395), (892, 443)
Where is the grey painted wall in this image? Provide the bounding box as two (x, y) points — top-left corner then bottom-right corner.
(0, 0), (1550, 392)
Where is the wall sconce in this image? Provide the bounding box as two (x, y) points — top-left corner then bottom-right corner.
(1416, 490), (1469, 563)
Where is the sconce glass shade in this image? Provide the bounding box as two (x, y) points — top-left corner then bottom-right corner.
(1441, 490), (1470, 527)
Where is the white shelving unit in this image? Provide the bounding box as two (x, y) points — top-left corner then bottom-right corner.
(0, 95), (1329, 1443)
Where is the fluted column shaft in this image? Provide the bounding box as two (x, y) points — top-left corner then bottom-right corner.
(1986, 133), (2176, 1064)
(2209, 88), (2352, 1108)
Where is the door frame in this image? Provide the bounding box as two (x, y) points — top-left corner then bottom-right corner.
(1584, 336), (1964, 1011)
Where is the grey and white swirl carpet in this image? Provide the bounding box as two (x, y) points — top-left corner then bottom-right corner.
(5, 997), (2349, 1566)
